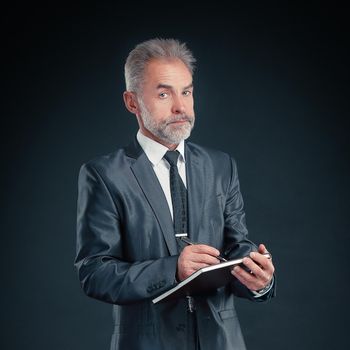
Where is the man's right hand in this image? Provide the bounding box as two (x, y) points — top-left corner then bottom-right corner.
(177, 245), (221, 281)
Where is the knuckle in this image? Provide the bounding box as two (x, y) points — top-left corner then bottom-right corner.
(257, 282), (265, 290)
(264, 272), (271, 281)
(211, 257), (220, 264)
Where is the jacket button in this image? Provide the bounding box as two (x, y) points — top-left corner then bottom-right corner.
(176, 323), (186, 332)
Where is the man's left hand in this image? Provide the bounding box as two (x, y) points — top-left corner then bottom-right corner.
(231, 243), (275, 292)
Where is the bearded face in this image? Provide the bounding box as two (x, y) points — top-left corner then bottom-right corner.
(138, 96), (195, 145)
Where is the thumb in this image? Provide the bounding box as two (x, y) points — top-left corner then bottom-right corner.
(258, 243), (268, 254)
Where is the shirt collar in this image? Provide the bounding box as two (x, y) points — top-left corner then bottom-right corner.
(137, 130), (186, 166)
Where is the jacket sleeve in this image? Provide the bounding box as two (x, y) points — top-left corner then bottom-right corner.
(75, 163), (178, 305)
(223, 157), (275, 302)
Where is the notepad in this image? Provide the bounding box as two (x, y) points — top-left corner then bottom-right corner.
(152, 253), (271, 304)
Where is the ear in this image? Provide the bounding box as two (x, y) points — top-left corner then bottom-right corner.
(123, 91), (140, 116)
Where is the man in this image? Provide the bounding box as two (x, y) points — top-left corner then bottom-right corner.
(75, 38), (275, 350)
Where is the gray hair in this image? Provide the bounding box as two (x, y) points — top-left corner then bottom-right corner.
(124, 38), (196, 93)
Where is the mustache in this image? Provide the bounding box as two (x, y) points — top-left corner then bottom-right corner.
(165, 114), (194, 125)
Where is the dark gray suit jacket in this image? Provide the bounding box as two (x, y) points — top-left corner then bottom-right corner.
(75, 138), (275, 350)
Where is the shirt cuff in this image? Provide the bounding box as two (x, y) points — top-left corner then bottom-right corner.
(251, 276), (274, 298)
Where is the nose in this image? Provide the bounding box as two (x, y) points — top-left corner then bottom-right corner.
(171, 95), (186, 115)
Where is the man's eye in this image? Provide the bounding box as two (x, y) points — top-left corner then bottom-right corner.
(159, 92), (168, 98)
(183, 90), (192, 96)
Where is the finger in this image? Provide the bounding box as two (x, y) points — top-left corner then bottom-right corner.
(231, 266), (260, 290)
(190, 262), (212, 271)
(232, 265), (256, 283)
(189, 252), (220, 265)
(231, 268), (249, 286)
(245, 254), (275, 281)
(187, 244), (220, 257)
(258, 243), (267, 254)
(249, 251), (272, 269)
(231, 266), (267, 291)
(242, 257), (270, 283)
(182, 262), (213, 278)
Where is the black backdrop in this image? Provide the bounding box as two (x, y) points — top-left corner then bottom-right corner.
(2, 3), (349, 349)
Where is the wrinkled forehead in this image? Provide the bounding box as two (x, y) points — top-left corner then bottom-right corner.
(141, 58), (193, 89)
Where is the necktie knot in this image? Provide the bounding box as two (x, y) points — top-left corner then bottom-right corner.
(164, 150), (180, 167)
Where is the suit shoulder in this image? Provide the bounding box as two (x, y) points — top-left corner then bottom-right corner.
(186, 141), (236, 165)
(79, 148), (131, 177)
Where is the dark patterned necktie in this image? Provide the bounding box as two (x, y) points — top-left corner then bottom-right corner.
(163, 151), (188, 235)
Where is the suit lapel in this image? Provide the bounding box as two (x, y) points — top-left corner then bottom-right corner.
(185, 143), (206, 244)
(126, 138), (178, 256)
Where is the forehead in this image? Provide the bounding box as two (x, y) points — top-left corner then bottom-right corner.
(143, 58), (193, 87)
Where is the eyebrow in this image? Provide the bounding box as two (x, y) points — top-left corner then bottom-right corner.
(156, 83), (193, 91)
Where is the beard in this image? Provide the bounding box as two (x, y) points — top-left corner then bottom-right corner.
(138, 97), (195, 145)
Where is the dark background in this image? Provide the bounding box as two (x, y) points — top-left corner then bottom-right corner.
(2, 2), (349, 349)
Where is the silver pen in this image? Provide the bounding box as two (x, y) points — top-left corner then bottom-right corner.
(178, 235), (227, 262)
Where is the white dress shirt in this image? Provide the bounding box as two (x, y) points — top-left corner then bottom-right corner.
(137, 130), (186, 220)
